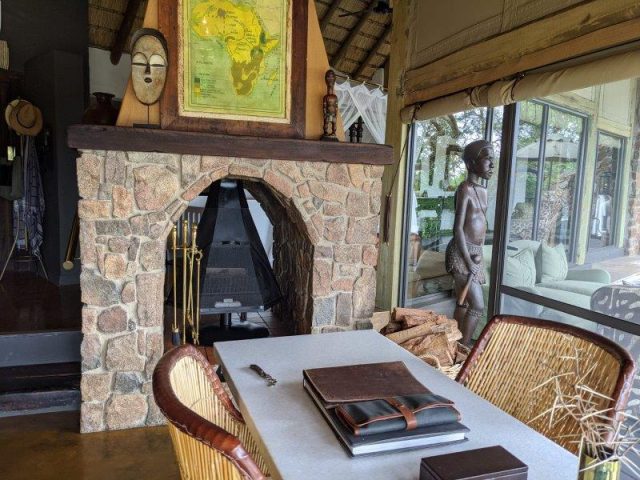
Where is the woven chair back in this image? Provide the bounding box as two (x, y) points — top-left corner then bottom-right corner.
(153, 345), (269, 479)
(456, 315), (635, 454)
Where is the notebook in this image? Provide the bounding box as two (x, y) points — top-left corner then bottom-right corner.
(302, 362), (468, 456)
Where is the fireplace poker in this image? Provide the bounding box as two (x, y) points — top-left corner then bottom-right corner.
(181, 219), (188, 344)
(171, 225), (180, 346)
(195, 245), (202, 346)
(187, 223), (199, 344)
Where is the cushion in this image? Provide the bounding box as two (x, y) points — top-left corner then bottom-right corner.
(536, 280), (604, 297)
(415, 250), (448, 279)
(503, 248), (536, 288)
(519, 286), (592, 310)
(482, 245), (493, 280)
(509, 240), (541, 256)
(536, 243), (568, 283)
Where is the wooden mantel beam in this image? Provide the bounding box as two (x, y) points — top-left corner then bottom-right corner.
(67, 125), (393, 165)
(354, 24), (390, 80)
(110, 0), (144, 65)
(332, 9), (373, 71)
(320, 0), (343, 31)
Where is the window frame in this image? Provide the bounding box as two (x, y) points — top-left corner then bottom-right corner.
(590, 130), (627, 247)
(495, 104), (640, 337)
(514, 99), (589, 262)
(400, 100), (640, 338)
(399, 108), (498, 307)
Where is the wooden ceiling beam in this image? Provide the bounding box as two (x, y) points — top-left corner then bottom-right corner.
(320, 0), (344, 31)
(331, 9), (373, 71)
(110, 0), (144, 65)
(354, 24), (390, 80)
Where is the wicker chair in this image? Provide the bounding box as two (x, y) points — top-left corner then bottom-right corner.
(456, 315), (635, 454)
(153, 344), (270, 480)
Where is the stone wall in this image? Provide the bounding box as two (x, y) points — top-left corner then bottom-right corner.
(625, 81), (640, 256)
(245, 181), (314, 334)
(76, 150), (383, 432)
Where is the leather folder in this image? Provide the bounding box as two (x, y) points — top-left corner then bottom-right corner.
(336, 393), (461, 436)
(303, 361), (429, 408)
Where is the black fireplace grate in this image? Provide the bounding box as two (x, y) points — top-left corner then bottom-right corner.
(196, 179), (282, 314)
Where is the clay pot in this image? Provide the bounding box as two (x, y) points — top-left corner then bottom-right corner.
(82, 92), (119, 125)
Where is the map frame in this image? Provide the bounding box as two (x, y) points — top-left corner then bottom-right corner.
(159, 0), (308, 139)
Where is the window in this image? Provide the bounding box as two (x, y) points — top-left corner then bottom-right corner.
(588, 132), (625, 259)
(509, 101), (586, 260)
(500, 79), (639, 333)
(497, 80), (640, 478)
(401, 69), (640, 480)
(400, 107), (503, 318)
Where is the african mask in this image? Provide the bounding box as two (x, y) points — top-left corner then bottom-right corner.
(130, 28), (168, 105)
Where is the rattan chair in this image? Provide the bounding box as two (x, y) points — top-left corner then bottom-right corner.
(153, 344), (270, 480)
(456, 315), (635, 454)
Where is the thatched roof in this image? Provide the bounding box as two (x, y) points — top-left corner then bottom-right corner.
(316, 0), (391, 81)
(88, 0), (391, 82)
(88, 0), (146, 57)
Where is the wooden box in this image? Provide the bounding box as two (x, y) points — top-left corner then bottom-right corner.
(420, 446), (528, 480)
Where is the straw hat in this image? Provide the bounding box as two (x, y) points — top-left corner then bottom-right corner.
(5, 99), (43, 136)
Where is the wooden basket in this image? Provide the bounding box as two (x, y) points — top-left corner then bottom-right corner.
(420, 342), (470, 380)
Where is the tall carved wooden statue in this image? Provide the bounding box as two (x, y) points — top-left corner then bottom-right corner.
(321, 69), (339, 141)
(445, 140), (495, 345)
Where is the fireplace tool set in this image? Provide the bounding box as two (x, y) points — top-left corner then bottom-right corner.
(170, 220), (203, 346)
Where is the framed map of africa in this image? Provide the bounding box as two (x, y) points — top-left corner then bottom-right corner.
(160, 0), (307, 138)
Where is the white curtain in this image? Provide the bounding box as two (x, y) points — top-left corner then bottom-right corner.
(335, 80), (388, 144)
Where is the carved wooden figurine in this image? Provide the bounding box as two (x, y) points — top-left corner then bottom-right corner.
(445, 140), (494, 346)
(321, 69), (339, 141)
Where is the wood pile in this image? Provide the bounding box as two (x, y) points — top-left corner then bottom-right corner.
(381, 308), (468, 369)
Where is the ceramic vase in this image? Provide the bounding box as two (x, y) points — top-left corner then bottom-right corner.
(82, 92), (118, 125)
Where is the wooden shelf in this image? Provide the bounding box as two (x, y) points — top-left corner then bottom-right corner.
(67, 125), (394, 165)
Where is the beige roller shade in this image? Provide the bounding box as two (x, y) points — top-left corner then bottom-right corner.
(401, 48), (640, 122)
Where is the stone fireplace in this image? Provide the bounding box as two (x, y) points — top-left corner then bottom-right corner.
(71, 126), (390, 432)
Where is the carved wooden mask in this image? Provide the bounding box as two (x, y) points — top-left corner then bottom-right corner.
(130, 28), (168, 106)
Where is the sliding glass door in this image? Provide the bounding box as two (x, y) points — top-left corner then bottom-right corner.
(399, 70), (640, 480)
(587, 132), (625, 258)
(400, 107), (503, 331)
(509, 101), (586, 261)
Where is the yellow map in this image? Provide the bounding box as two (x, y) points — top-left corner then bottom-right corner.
(182, 0), (289, 121)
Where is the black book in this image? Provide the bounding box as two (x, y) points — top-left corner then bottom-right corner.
(303, 379), (469, 456)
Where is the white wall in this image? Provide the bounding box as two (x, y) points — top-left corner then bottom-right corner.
(88, 47), (130, 100)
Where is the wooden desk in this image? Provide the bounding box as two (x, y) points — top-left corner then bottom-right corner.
(215, 330), (577, 480)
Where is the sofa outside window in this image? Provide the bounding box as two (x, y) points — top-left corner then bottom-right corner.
(477, 240), (611, 336)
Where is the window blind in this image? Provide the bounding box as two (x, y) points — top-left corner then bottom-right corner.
(401, 48), (640, 122)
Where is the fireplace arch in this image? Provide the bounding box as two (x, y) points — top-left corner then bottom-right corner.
(76, 150), (383, 432)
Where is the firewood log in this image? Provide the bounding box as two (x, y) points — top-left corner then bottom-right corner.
(400, 333), (453, 366)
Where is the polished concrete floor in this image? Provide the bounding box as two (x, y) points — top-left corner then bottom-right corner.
(0, 411), (180, 480)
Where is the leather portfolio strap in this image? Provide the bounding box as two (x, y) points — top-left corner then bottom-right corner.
(384, 397), (418, 430)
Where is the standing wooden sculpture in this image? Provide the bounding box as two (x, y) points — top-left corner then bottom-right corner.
(321, 69), (339, 141)
(445, 140), (495, 346)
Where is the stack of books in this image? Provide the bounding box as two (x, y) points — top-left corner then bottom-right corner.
(303, 361), (469, 456)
